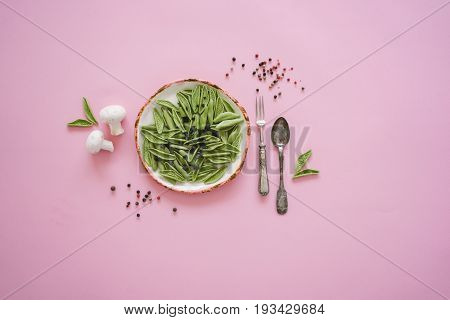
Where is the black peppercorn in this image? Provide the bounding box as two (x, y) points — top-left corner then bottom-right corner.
(143, 198), (146, 202)
(241, 63), (245, 68)
(252, 71), (256, 75)
(173, 208), (177, 213)
(137, 190), (140, 194)
(110, 186), (116, 191)
(136, 213), (140, 218)
(232, 57), (236, 62)
(274, 95), (277, 99)
(135, 202), (139, 206)
(225, 73), (229, 77)
(127, 183), (131, 188)
(256, 88), (259, 93)
(301, 87), (305, 91)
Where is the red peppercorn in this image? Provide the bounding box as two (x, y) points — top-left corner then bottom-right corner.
(294, 81), (297, 85)
(290, 67), (294, 71)
(157, 196), (161, 200)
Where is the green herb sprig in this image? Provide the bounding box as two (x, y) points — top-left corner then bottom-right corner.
(293, 150), (319, 179)
(67, 97), (98, 127)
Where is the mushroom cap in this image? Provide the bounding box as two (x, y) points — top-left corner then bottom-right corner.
(85, 129), (105, 153)
(99, 105), (126, 123)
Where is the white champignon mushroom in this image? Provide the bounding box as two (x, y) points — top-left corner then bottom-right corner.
(85, 130), (114, 154)
(99, 105), (126, 136)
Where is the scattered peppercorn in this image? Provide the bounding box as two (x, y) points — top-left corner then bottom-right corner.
(268, 58), (272, 62)
(173, 208), (177, 213)
(137, 190), (140, 194)
(301, 87), (305, 91)
(294, 81), (297, 85)
(144, 194), (149, 198)
(127, 184), (131, 188)
(255, 53), (259, 58)
(256, 88), (259, 93)
(278, 92), (282, 96)
(143, 198), (146, 202)
(241, 63), (245, 68)
(230, 67), (234, 72)
(135, 202), (139, 206)
(290, 67), (294, 71)
(147, 191), (151, 195)
(252, 71), (256, 75)
(127, 201), (131, 205)
(110, 186), (116, 191)
(137, 213), (140, 218)
(232, 57), (236, 62)
(274, 95), (277, 99)
(287, 78), (290, 82)
(225, 73), (229, 77)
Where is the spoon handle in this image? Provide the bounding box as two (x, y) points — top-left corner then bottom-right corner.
(276, 147), (288, 214)
(258, 145), (269, 196)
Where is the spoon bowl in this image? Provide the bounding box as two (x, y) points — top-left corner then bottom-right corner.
(271, 117), (290, 147)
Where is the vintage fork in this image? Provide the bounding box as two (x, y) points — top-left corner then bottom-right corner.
(256, 96), (269, 196)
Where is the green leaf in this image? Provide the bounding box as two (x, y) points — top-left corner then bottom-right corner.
(293, 169), (319, 179)
(82, 97), (98, 125)
(67, 119), (93, 127)
(295, 150), (312, 172)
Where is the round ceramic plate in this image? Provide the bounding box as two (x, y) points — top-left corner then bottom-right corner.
(135, 79), (250, 193)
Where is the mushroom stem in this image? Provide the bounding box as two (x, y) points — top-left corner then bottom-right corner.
(109, 122), (124, 136)
(101, 139), (114, 152)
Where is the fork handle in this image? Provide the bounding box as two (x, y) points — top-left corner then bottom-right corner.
(258, 145), (269, 196)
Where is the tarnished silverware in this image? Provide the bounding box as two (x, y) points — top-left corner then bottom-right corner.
(256, 96), (269, 196)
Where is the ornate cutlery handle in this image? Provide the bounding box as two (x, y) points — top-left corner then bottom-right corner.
(276, 147), (288, 214)
(258, 145), (269, 196)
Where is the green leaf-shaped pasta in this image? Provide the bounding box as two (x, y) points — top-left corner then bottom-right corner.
(176, 92), (192, 119)
(215, 118), (243, 131)
(213, 112), (240, 124)
(153, 108), (165, 134)
(204, 167), (227, 184)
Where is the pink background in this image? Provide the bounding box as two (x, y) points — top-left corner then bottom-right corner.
(1, 0), (449, 299)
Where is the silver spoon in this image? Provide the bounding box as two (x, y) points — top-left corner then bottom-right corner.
(271, 117), (290, 214)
